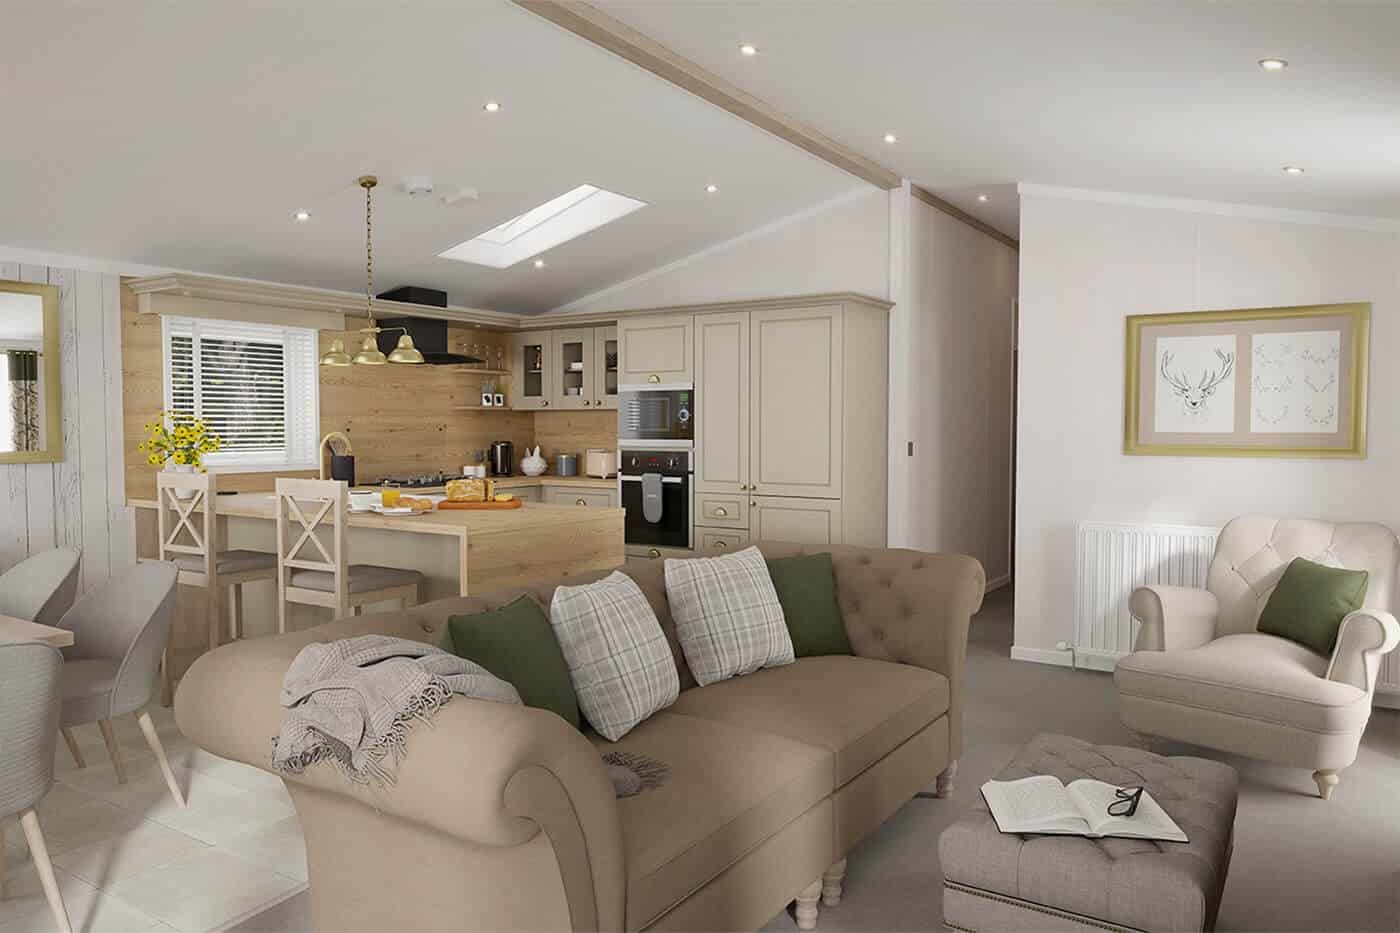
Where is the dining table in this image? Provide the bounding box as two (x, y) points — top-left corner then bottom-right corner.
(0, 613), (73, 648)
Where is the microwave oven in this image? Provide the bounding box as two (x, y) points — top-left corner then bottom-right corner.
(618, 388), (693, 444)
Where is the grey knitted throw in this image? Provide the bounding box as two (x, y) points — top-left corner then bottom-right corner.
(272, 634), (521, 785)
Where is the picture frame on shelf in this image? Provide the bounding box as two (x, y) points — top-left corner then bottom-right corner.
(1124, 302), (1369, 458)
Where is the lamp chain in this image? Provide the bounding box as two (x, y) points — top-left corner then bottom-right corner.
(364, 176), (374, 328)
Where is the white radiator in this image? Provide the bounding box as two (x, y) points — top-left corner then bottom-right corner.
(1072, 521), (1220, 671)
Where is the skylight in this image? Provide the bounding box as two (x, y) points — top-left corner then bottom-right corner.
(438, 184), (647, 268)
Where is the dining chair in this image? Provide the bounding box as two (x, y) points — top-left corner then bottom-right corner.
(274, 478), (423, 633)
(58, 561), (186, 807)
(0, 641), (73, 933)
(0, 547), (82, 628)
(157, 470), (276, 648)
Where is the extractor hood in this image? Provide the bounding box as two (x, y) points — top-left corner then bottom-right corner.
(375, 317), (482, 365)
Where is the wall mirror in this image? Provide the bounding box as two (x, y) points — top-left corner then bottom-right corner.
(0, 280), (62, 463)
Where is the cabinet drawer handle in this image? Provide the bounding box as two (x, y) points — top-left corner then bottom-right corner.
(715, 540), (728, 549)
(595, 400), (601, 406)
(583, 400), (592, 407)
(541, 400), (550, 407)
(647, 548), (661, 558)
(576, 498), (587, 506)
(713, 507), (728, 517)
(648, 374), (660, 384)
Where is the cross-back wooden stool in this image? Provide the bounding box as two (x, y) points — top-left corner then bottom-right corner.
(274, 478), (423, 632)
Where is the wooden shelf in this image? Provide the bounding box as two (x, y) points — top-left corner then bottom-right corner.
(450, 405), (514, 411)
(451, 367), (512, 376)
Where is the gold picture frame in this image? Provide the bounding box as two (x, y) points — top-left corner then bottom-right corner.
(0, 279), (63, 464)
(1124, 302), (1369, 458)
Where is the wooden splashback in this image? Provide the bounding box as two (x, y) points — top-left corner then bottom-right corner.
(532, 409), (618, 460)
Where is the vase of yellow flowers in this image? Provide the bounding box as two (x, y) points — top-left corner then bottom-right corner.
(138, 412), (222, 498)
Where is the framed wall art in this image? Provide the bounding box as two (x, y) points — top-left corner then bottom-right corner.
(1124, 302), (1369, 457)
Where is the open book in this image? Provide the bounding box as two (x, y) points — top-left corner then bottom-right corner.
(981, 776), (1188, 842)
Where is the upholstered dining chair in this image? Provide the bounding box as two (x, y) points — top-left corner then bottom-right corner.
(57, 561), (187, 807)
(0, 547), (82, 628)
(1115, 515), (1400, 799)
(0, 641), (73, 933)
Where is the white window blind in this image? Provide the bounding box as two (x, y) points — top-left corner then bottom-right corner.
(162, 316), (319, 471)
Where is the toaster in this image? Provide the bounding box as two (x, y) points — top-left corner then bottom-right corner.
(585, 448), (618, 479)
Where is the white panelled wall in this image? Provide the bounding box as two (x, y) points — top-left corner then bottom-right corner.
(0, 260), (132, 589)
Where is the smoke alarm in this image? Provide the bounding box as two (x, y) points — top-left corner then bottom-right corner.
(441, 186), (480, 207)
(400, 176), (435, 196)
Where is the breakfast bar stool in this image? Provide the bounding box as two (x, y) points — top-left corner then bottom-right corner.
(157, 470), (277, 651)
(274, 478), (423, 632)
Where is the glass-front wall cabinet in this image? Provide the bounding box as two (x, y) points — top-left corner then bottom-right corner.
(511, 334), (554, 409)
(595, 325), (618, 410)
(553, 328), (594, 410)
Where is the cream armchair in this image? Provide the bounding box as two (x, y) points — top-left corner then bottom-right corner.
(1115, 515), (1400, 799)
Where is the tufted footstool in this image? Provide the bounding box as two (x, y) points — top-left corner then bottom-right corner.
(939, 734), (1238, 933)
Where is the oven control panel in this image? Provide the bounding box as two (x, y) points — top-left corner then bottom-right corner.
(620, 449), (692, 477)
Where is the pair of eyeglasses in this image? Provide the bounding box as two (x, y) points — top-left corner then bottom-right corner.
(1107, 785), (1144, 817)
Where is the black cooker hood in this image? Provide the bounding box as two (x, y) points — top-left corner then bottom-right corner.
(374, 316), (482, 365)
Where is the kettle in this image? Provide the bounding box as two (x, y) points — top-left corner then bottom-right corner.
(489, 441), (514, 477)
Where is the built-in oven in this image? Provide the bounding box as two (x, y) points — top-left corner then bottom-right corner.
(619, 448), (692, 551)
(618, 388), (693, 445)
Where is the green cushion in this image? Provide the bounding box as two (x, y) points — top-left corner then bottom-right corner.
(767, 552), (852, 657)
(444, 595), (580, 730)
(1257, 557), (1369, 657)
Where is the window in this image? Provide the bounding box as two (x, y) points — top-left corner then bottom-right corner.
(438, 184), (647, 268)
(162, 316), (319, 471)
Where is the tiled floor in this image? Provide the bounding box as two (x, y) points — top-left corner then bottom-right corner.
(0, 707), (306, 933)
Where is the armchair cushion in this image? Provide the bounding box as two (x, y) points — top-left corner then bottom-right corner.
(1116, 633), (1371, 736)
(767, 552), (851, 658)
(1257, 557), (1369, 657)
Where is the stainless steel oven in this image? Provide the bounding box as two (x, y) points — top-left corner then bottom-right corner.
(618, 388), (693, 445)
(619, 448), (692, 550)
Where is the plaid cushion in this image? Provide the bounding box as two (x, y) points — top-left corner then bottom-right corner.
(550, 571), (679, 741)
(664, 546), (794, 687)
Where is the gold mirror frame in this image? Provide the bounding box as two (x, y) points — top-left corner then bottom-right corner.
(0, 280), (62, 464)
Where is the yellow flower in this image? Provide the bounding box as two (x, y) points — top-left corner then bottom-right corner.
(147, 454), (162, 466)
(172, 451), (188, 466)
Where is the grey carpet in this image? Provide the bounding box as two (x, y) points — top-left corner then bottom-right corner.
(233, 586), (1400, 932)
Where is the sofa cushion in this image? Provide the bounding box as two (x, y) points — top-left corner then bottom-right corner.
(591, 711), (832, 930)
(1115, 633), (1371, 735)
(768, 552), (852, 658)
(444, 595), (580, 730)
(669, 655), (949, 787)
(551, 572), (679, 741)
(1256, 557), (1369, 656)
(664, 546), (794, 686)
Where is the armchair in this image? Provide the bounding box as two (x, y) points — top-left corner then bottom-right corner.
(1115, 515), (1400, 799)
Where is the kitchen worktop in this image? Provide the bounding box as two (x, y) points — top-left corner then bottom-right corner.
(375, 475), (616, 494)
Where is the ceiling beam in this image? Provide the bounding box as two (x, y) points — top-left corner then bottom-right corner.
(514, 0), (902, 190)
(912, 186), (1019, 250)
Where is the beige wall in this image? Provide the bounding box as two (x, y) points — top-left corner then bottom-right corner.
(1014, 188), (1400, 662)
(904, 199), (1017, 584)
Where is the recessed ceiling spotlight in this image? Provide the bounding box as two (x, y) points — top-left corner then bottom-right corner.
(1282, 165), (1305, 175)
(739, 43), (758, 56)
(1258, 58), (1289, 72)
(533, 258), (546, 269)
(976, 194), (989, 203)
(293, 209), (311, 222)
(705, 184), (719, 194)
(483, 100), (501, 113)
(883, 133), (897, 144)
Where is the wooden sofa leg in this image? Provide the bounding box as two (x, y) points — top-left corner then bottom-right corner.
(1313, 769), (1339, 800)
(821, 858), (847, 906)
(934, 760), (958, 798)
(795, 877), (822, 930)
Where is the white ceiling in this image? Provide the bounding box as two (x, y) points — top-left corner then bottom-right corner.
(597, 0), (1400, 237)
(0, 2), (863, 314)
(0, 294), (44, 342)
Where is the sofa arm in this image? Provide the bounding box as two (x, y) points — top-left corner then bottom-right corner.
(824, 548), (985, 760)
(1326, 609), (1400, 694)
(1129, 585), (1219, 652)
(175, 632), (625, 932)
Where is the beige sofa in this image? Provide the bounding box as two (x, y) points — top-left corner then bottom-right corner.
(176, 543), (983, 933)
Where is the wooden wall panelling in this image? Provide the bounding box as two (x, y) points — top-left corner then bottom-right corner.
(531, 410), (619, 461)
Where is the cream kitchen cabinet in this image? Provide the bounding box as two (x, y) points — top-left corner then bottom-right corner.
(543, 487), (617, 508)
(514, 325), (618, 410)
(698, 528), (749, 554)
(510, 333), (555, 410)
(617, 313), (693, 388)
(692, 295), (889, 547)
(551, 328), (597, 411)
(593, 325), (619, 410)
(749, 496), (842, 547)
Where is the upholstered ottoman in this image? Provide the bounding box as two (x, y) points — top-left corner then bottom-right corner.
(939, 735), (1238, 933)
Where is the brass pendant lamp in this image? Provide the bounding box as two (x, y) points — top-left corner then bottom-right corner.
(320, 175), (424, 367)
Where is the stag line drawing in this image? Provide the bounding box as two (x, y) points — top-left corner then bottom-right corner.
(1160, 348), (1235, 416)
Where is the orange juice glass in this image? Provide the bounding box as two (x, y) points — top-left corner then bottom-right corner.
(381, 485), (402, 508)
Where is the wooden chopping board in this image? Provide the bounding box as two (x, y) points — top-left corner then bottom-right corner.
(437, 498), (524, 510)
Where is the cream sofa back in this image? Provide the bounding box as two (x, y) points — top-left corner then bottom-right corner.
(1206, 515), (1398, 637)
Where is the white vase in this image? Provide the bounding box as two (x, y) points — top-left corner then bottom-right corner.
(165, 462), (197, 499)
(520, 446), (547, 477)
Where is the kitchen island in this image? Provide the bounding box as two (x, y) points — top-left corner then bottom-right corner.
(129, 490), (624, 692)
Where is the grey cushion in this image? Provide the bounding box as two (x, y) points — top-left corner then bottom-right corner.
(939, 734), (1238, 933)
(289, 564), (423, 594)
(174, 549), (277, 575)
